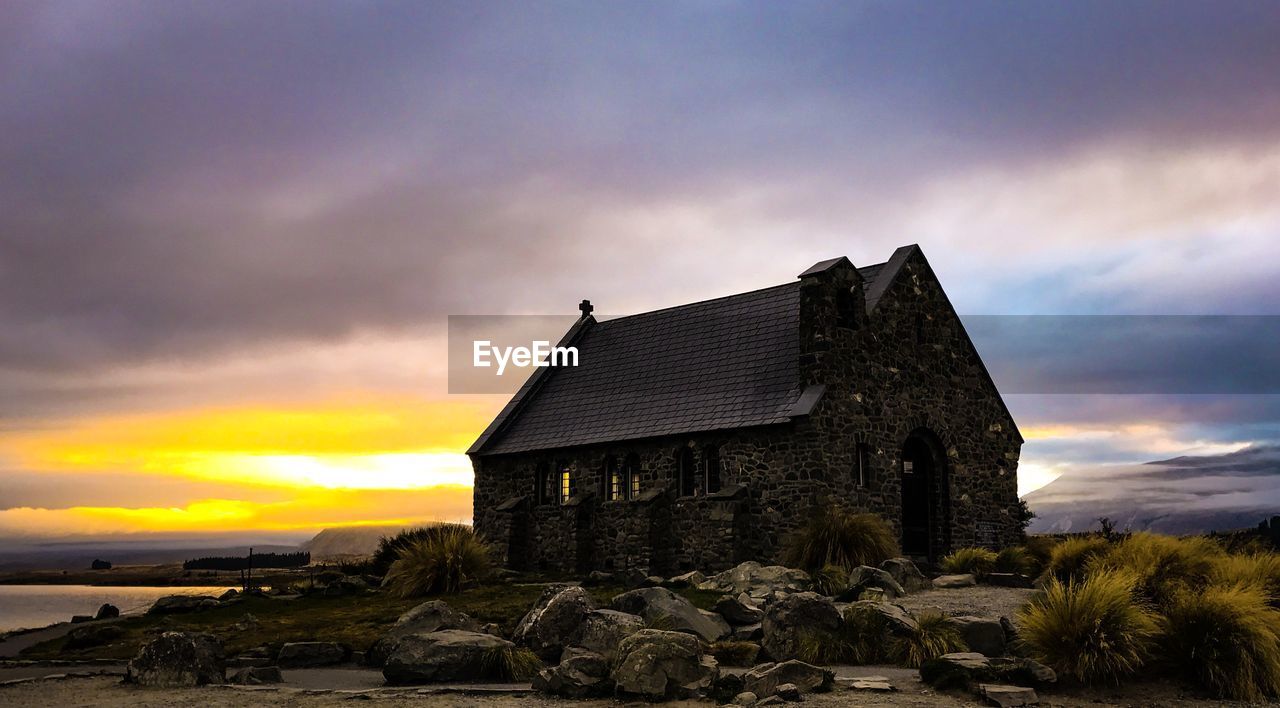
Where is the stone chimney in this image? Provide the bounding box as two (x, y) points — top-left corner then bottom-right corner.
(797, 257), (863, 385)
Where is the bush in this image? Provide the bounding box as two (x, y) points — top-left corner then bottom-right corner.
(1046, 536), (1110, 583)
(780, 506), (899, 572)
(1212, 554), (1280, 606)
(940, 547), (997, 577)
(710, 641), (761, 667)
(1159, 584), (1280, 700)
(371, 524), (477, 576)
(994, 546), (1038, 576)
(1088, 533), (1225, 608)
(1017, 571), (1156, 684)
(795, 604), (888, 665)
(481, 645), (542, 680)
(384, 524), (492, 597)
(810, 564), (850, 596)
(890, 612), (964, 668)
(1023, 535), (1059, 572)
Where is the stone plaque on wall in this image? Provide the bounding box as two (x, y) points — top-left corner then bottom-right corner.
(975, 521), (1001, 549)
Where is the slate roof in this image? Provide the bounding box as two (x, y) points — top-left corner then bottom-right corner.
(469, 259), (893, 456)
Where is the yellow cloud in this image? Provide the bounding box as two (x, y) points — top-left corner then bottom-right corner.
(3, 396), (500, 491)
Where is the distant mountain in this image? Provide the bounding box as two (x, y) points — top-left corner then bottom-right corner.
(1026, 444), (1280, 535)
(0, 542), (301, 572)
(300, 525), (406, 559)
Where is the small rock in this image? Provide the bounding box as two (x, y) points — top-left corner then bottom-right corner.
(229, 666), (283, 685)
(733, 690), (759, 706)
(979, 683), (1039, 707)
(848, 677), (895, 691)
(849, 600), (919, 636)
(70, 615), (93, 624)
(582, 570), (614, 586)
(743, 659), (834, 698)
(532, 647), (609, 698)
(218, 589), (239, 601)
(715, 593), (764, 625)
(758, 697), (786, 707)
(612, 587), (729, 642)
(837, 566), (906, 601)
(642, 575), (665, 587)
(664, 570), (707, 588)
(147, 595), (220, 615)
(95, 603), (120, 620)
(732, 623), (764, 641)
(64, 624), (125, 650)
(933, 574), (977, 588)
(775, 682), (802, 702)
(984, 573), (1035, 589)
(515, 586), (600, 661)
(699, 561), (811, 599)
(611, 629), (718, 700)
(950, 616), (1006, 657)
(277, 641), (347, 668)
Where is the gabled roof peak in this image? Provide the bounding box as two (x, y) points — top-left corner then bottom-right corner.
(797, 256), (853, 278)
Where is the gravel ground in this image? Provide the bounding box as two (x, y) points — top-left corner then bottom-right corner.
(2, 675), (1275, 708)
(894, 585), (1035, 620)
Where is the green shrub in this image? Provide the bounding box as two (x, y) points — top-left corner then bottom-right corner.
(994, 546), (1038, 576)
(940, 547), (997, 577)
(480, 645), (542, 680)
(1017, 571), (1156, 684)
(780, 506), (899, 572)
(1159, 584), (1280, 701)
(890, 612), (964, 668)
(384, 524), (492, 597)
(710, 640), (761, 667)
(1089, 533), (1225, 608)
(1212, 554), (1280, 605)
(1046, 536), (1110, 583)
(810, 564), (850, 596)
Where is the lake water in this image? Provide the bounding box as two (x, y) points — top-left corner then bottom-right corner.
(0, 586), (229, 633)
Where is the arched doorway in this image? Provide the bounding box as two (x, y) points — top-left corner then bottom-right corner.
(900, 429), (949, 560)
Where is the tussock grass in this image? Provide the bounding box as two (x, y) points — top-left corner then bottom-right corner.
(940, 547), (997, 577)
(384, 524), (492, 597)
(481, 645), (542, 680)
(994, 546), (1038, 576)
(810, 564), (850, 596)
(795, 604), (893, 665)
(1017, 571), (1156, 684)
(710, 640), (760, 667)
(781, 506), (898, 572)
(1088, 533), (1225, 608)
(889, 612), (964, 668)
(1046, 536), (1110, 584)
(1212, 553), (1280, 606)
(1159, 584), (1280, 701)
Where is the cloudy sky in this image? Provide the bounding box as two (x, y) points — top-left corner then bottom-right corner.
(2, 1), (1279, 541)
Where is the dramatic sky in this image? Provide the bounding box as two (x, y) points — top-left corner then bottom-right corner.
(2, 1), (1279, 541)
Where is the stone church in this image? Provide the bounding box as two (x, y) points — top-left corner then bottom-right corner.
(468, 245), (1022, 575)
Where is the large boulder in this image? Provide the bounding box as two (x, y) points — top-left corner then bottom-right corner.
(95, 603), (120, 620)
(384, 630), (517, 684)
(146, 595), (220, 615)
(933, 573), (978, 589)
(532, 647), (610, 698)
(849, 600), (919, 636)
(880, 557), (933, 593)
(611, 629), (718, 700)
(64, 624), (125, 650)
(277, 641), (348, 667)
(571, 609), (645, 662)
(838, 566), (907, 601)
(367, 600), (482, 667)
(700, 561), (811, 599)
(322, 575), (371, 596)
(761, 592), (841, 661)
(611, 587), (729, 642)
(742, 660), (834, 698)
(664, 570), (707, 588)
(514, 585), (600, 661)
(126, 631), (225, 687)
(949, 616), (1006, 657)
(715, 593), (764, 625)
(919, 652), (1056, 691)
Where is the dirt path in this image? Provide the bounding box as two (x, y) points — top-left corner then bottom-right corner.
(0, 618), (124, 659)
(895, 585), (1034, 620)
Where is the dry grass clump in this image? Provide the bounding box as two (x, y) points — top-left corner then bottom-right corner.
(1088, 533), (1225, 608)
(781, 506), (899, 572)
(994, 546), (1038, 576)
(480, 645), (542, 680)
(1159, 584), (1280, 701)
(384, 524), (492, 597)
(1212, 553), (1280, 606)
(795, 604), (888, 665)
(940, 547), (997, 577)
(810, 564), (850, 596)
(1017, 571), (1156, 684)
(710, 640), (761, 667)
(1046, 536), (1110, 583)
(889, 612), (964, 668)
